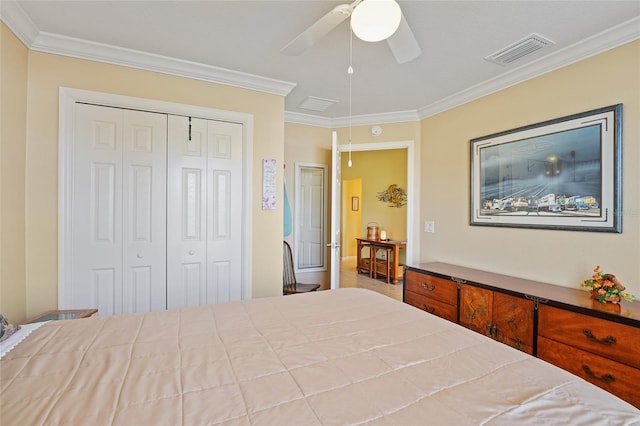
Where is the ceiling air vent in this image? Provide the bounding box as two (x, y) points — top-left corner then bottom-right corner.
(298, 96), (338, 112)
(485, 33), (555, 66)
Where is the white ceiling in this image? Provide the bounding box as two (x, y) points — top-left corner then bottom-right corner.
(2, 1), (639, 126)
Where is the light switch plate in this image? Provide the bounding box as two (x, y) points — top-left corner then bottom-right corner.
(425, 221), (435, 233)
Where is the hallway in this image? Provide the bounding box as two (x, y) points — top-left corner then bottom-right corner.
(339, 257), (403, 301)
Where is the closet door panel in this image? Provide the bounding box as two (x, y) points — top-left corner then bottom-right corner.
(209, 261), (231, 303)
(167, 116), (208, 309)
(206, 121), (244, 303)
(167, 117), (244, 308)
(73, 104), (123, 315)
(183, 263), (204, 307)
(93, 268), (117, 315)
(122, 110), (167, 313)
(130, 266), (152, 313)
(72, 104), (166, 315)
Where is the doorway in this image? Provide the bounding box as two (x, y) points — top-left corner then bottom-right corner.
(337, 140), (414, 287)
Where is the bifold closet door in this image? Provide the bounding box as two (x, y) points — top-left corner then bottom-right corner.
(167, 115), (244, 309)
(72, 104), (167, 315)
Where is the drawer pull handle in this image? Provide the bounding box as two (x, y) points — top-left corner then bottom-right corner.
(421, 282), (435, 291)
(421, 304), (435, 314)
(583, 329), (616, 345)
(582, 365), (615, 384)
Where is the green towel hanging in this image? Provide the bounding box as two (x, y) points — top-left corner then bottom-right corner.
(283, 179), (292, 237)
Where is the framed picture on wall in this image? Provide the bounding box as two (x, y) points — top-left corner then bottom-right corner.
(352, 196), (359, 211)
(470, 104), (622, 233)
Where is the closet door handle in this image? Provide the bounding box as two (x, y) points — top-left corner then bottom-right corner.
(137, 251), (144, 259)
(188, 250), (195, 255)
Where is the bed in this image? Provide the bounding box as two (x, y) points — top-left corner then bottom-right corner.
(1, 288), (639, 425)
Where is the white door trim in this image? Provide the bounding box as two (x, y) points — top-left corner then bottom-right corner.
(58, 87), (253, 308)
(337, 140), (415, 265)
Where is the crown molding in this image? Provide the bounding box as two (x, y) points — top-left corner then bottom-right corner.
(284, 111), (334, 128)
(0, 0), (296, 97)
(0, 0), (39, 46)
(330, 110), (420, 128)
(285, 110), (419, 128)
(31, 32), (297, 96)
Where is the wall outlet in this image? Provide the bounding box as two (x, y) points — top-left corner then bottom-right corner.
(425, 221), (435, 233)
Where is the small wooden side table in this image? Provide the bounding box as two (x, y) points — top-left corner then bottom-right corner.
(355, 238), (406, 284)
(21, 309), (98, 324)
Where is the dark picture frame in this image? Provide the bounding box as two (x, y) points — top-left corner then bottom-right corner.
(470, 104), (622, 233)
(352, 196), (359, 211)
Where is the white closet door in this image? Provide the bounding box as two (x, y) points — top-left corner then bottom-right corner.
(72, 104), (167, 315)
(167, 116), (208, 309)
(206, 120), (244, 303)
(122, 110), (168, 313)
(167, 116), (243, 309)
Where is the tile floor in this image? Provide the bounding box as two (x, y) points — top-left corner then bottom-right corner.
(339, 257), (403, 301)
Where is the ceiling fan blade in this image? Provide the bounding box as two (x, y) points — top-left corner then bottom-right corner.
(281, 4), (351, 56)
(386, 13), (422, 64)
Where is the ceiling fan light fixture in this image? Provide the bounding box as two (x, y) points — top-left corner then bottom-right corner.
(351, 0), (401, 42)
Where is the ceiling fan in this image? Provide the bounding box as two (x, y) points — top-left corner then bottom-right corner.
(281, 0), (422, 64)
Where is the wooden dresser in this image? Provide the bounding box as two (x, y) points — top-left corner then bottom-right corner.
(404, 262), (640, 408)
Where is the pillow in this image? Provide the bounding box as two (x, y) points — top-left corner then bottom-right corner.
(0, 314), (20, 342)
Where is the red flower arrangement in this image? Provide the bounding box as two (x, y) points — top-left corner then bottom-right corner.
(581, 266), (635, 303)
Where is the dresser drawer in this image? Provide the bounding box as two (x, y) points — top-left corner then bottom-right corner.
(404, 290), (457, 323)
(538, 336), (640, 408)
(405, 270), (457, 305)
(538, 305), (640, 369)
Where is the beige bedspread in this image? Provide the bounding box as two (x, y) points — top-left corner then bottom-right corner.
(1, 288), (639, 425)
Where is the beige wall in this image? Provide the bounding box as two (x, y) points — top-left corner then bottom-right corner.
(421, 40), (640, 297)
(11, 47), (286, 320)
(0, 23), (29, 322)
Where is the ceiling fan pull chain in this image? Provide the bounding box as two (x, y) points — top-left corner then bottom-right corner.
(347, 28), (354, 167)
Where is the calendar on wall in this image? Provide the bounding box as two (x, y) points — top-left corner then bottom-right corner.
(262, 158), (277, 210)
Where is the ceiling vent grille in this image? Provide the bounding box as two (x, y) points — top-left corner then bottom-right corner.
(298, 96), (339, 112)
(485, 33), (555, 66)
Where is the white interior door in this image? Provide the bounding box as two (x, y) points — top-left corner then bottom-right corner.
(298, 166), (325, 268)
(166, 116), (244, 308)
(72, 104), (167, 315)
(330, 131), (341, 289)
